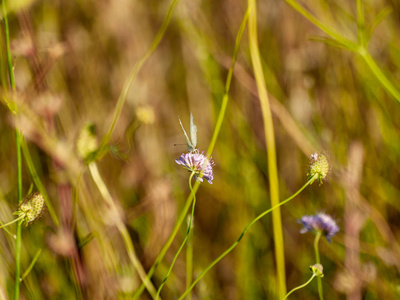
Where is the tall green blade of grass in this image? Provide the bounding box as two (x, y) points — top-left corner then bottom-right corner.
(2, 1), (23, 298)
(247, 0), (286, 297)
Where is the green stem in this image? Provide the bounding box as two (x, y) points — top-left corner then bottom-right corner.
(88, 163), (158, 299)
(2, 1), (23, 298)
(0, 215), (25, 229)
(314, 232), (323, 300)
(20, 249), (42, 282)
(133, 10), (249, 299)
(21, 139), (59, 226)
(0, 223), (16, 239)
(359, 50), (400, 104)
(2, 2), (15, 90)
(178, 175), (318, 300)
(356, 0), (366, 47)
(98, 0), (180, 155)
(186, 216), (194, 300)
(248, 0), (286, 296)
(284, 0), (358, 51)
(156, 172), (196, 299)
(206, 8), (249, 158)
(285, 0), (400, 103)
(282, 274), (317, 300)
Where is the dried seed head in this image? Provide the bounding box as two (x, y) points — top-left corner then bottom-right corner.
(77, 123), (98, 162)
(15, 193), (46, 226)
(308, 152), (330, 185)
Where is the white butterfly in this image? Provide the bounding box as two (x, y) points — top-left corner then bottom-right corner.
(178, 112), (197, 152)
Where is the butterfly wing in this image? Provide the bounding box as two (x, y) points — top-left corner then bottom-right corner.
(190, 113), (197, 151)
(179, 116), (193, 151)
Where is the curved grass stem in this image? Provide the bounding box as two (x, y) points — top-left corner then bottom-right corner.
(177, 175), (317, 300)
(283, 274), (317, 300)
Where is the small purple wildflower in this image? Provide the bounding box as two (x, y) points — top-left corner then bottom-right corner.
(175, 151), (215, 184)
(300, 213), (339, 242)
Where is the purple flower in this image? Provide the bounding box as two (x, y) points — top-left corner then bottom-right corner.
(300, 213), (339, 242)
(175, 151), (215, 184)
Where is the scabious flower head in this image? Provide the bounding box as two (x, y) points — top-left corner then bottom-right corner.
(308, 152), (330, 185)
(14, 192), (46, 226)
(175, 151), (215, 184)
(300, 213), (339, 242)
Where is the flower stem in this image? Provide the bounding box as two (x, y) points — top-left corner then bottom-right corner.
(133, 10), (249, 299)
(248, 0), (286, 296)
(282, 274), (317, 300)
(156, 172), (196, 299)
(186, 218), (194, 300)
(178, 175), (317, 300)
(314, 232), (323, 300)
(0, 215), (25, 229)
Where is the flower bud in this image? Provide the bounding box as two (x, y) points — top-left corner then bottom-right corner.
(310, 264), (324, 278)
(308, 152), (329, 185)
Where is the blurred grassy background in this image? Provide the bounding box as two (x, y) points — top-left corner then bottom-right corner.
(1, 0), (400, 299)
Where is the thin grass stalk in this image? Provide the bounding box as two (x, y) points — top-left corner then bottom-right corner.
(133, 10), (249, 299)
(20, 249), (42, 282)
(284, 0), (357, 51)
(1, 2), (23, 298)
(178, 175), (318, 300)
(186, 220), (193, 300)
(283, 274), (317, 300)
(156, 172), (196, 299)
(99, 0), (180, 153)
(356, 0), (366, 47)
(21, 139), (59, 226)
(314, 232), (323, 300)
(88, 163), (158, 299)
(247, 0), (286, 297)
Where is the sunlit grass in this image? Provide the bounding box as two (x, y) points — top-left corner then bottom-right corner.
(0, 0), (399, 299)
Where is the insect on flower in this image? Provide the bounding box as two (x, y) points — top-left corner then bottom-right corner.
(178, 112), (197, 152)
(175, 151), (215, 184)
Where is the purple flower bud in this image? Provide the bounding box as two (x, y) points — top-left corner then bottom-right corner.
(300, 213), (339, 242)
(175, 151), (215, 184)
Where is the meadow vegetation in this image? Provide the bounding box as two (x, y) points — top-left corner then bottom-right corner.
(1, 0), (400, 299)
